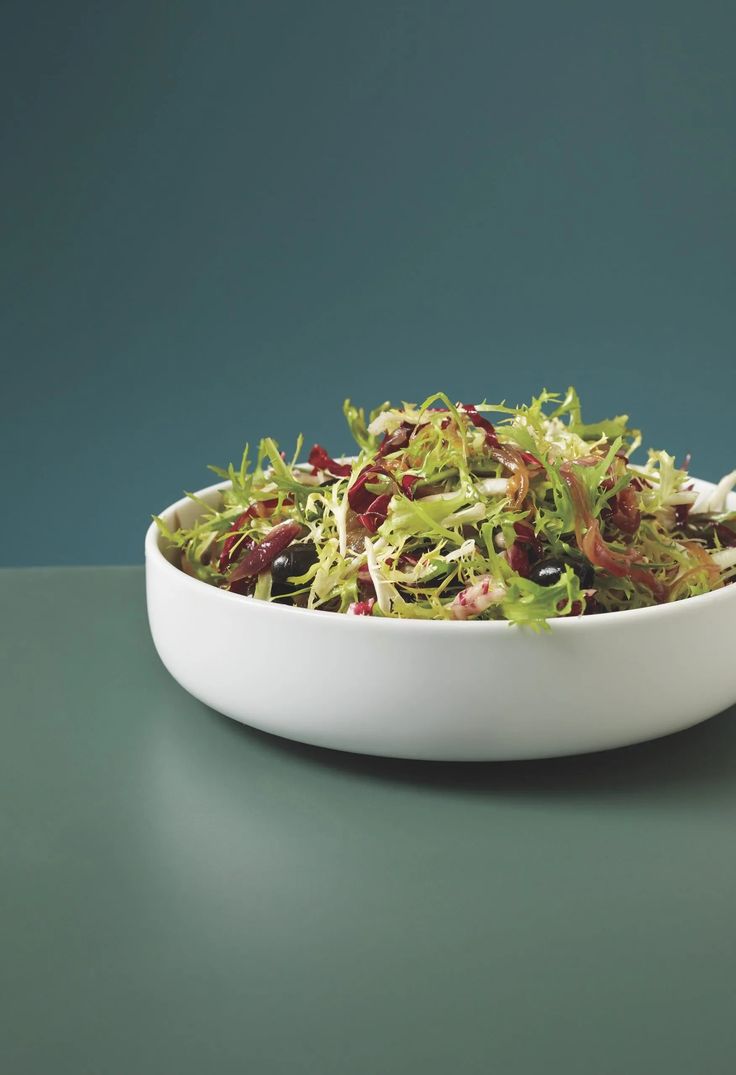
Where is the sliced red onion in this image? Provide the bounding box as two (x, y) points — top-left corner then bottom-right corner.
(608, 486), (641, 535)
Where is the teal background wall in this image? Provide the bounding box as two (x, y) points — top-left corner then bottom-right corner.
(2, 1), (735, 566)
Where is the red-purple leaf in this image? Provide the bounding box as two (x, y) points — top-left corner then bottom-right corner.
(512, 522), (534, 543)
(513, 521), (543, 561)
(376, 422), (413, 458)
(227, 576), (256, 596)
(308, 444), (352, 478)
(218, 511), (253, 572)
(558, 598), (585, 616)
(462, 403), (500, 448)
(348, 464), (392, 513)
(507, 541), (530, 577)
(609, 486), (641, 535)
(217, 498), (293, 572)
(228, 521), (302, 583)
(357, 494), (392, 533)
(400, 474), (419, 499)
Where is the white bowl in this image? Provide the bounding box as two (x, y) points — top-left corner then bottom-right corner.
(145, 477), (736, 761)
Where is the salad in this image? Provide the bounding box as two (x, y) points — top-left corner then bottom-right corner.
(157, 389), (736, 627)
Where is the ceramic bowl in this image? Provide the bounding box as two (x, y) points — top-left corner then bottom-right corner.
(145, 478), (736, 760)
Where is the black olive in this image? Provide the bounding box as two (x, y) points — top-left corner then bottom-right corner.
(270, 542), (319, 595)
(529, 559), (563, 587)
(574, 560), (595, 589)
(529, 558), (595, 588)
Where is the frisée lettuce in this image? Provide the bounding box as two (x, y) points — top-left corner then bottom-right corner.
(156, 389), (736, 627)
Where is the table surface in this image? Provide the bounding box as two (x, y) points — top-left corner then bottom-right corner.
(3, 567), (736, 1075)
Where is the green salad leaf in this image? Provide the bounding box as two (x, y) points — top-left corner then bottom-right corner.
(156, 388), (736, 625)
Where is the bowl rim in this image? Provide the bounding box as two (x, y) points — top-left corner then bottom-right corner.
(145, 477), (736, 632)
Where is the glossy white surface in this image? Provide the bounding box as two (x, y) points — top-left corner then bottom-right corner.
(145, 479), (736, 760)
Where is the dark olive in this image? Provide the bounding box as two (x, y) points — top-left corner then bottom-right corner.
(270, 542), (319, 595)
(529, 558), (595, 588)
(529, 559), (563, 587)
(574, 560), (595, 589)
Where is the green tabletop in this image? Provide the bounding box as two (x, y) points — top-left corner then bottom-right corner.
(3, 567), (736, 1075)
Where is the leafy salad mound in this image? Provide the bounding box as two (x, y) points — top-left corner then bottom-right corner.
(156, 389), (736, 627)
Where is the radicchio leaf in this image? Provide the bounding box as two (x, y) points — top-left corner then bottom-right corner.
(357, 494), (392, 533)
(308, 444), (352, 477)
(228, 521), (302, 583)
(376, 422), (414, 458)
(217, 498), (293, 572)
(507, 542), (530, 577)
(400, 474), (419, 499)
(348, 464), (393, 513)
(218, 511), (253, 572)
(462, 403), (500, 448)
